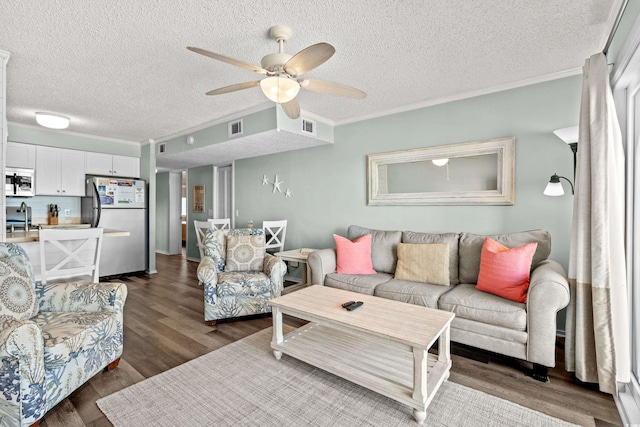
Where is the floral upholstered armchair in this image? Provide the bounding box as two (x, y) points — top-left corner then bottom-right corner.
(197, 228), (286, 325)
(0, 243), (127, 427)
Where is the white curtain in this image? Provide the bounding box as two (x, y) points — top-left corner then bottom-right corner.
(565, 52), (630, 394)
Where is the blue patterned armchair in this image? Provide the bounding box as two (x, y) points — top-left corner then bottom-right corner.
(197, 228), (286, 325)
(0, 243), (127, 427)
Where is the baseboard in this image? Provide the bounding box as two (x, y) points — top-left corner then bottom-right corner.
(556, 329), (566, 337)
(186, 257), (200, 263)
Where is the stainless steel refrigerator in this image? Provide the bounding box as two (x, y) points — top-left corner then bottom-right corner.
(81, 176), (147, 277)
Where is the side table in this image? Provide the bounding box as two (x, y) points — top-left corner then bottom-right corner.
(274, 248), (316, 294)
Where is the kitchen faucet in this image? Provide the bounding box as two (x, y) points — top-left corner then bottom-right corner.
(18, 201), (29, 232)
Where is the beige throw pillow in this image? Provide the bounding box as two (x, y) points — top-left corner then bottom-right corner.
(395, 243), (450, 286)
(225, 234), (265, 272)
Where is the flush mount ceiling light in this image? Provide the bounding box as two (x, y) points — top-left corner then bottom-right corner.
(35, 112), (70, 129)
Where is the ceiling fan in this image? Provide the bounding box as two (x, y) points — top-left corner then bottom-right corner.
(187, 25), (366, 120)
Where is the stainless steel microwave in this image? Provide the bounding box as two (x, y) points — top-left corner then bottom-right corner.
(6, 168), (35, 197)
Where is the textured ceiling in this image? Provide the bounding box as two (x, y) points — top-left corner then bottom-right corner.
(0, 0), (622, 168)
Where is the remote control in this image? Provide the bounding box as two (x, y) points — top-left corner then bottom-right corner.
(346, 301), (363, 311)
(341, 301), (356, 308)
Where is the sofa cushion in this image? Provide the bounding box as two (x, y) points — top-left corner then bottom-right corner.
(395, 243), (450, 286)
(476, 238), (537, 303)
(347, 225), (402, 274)
(0, 255), (38, 320)
(325, 272), (393, 295)
(438, 284), (527, 331)
(334, 234), (376, 274)
(458, 230), (551, 284)
(216, 271), (272, 296)
(402, 231), (460, 285)
(225, 235), (265, 272)
(374, 279), (453, 309)
(31, 311), (118, 370)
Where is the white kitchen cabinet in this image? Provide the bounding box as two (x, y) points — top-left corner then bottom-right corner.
(35, 146), (86, 196)
(6, 142), (36, 169)
(85, 152), (139, 178)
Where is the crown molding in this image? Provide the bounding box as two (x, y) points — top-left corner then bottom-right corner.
(334, 67), (583, 127)
(7, 121), (140, 146)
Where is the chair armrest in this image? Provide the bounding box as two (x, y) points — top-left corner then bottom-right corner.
(197, 256), (219, 286)
(526, 259), (570, 367)
(264, 253), (287, 297)
(38, 282), (128, 314)
(308, 249), (336, 285)
(0, 318), (47, 424)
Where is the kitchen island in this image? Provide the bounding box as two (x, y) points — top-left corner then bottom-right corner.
(6, 228), (129, 243)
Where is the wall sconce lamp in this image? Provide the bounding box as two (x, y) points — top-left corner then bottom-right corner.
(544, 173), (574, 196)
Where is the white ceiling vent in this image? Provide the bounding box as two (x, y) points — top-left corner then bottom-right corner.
(157, 142), (166, 154)
(301, 118), (316, 135)
(228, 119), (243, 137)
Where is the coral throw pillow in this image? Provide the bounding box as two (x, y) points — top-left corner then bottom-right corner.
(334, 234), (376, 275)
(476, 237), (538, 303)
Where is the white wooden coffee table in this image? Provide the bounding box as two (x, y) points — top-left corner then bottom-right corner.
(269, 285), (454, 424)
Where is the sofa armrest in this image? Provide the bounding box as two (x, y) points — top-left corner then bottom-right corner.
(264, 253), (287, 297)
(308, 249), (336, 286)
(38, 282), (128, 314)
(526, 259), (570, 367)
(197, 256), (219, 286)
(0, 318), (47, 425)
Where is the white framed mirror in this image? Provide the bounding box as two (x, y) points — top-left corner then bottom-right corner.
(367, 137), (515, 206)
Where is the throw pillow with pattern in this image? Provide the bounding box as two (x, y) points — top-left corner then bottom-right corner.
(0, 255), (38, 320)
(202, 229), (229, 272)
(225, 234), (265, 272)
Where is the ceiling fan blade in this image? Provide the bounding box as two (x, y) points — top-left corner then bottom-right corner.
(283, 43), (335, 77)
(300, 78), (367, 99)
(281, 98), (300, 119)
(187, 46), (267, 75)
(206, 81), (261, 96)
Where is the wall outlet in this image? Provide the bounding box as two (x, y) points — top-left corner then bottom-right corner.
(64, 209), (70, 217)
(236, 210), (239, 217)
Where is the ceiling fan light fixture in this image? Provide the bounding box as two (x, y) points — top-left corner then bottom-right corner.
(35, 112), (70, 129)
(260, 76), (300, 104)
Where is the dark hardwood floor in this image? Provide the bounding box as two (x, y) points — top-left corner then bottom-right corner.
(38, 253), (622, 427)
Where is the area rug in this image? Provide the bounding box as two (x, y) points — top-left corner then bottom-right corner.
(97, 327), (576, 427)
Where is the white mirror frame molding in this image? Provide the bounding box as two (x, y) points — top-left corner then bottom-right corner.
(367, 137), (515, 206)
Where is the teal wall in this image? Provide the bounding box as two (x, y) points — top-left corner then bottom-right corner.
(186, 165), (213, 260)
(235, 75), (581, 330)
(155, 172), (169, 253)
(7, 124), (140, 156)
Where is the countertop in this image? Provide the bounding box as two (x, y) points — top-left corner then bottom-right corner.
(6, 228), (130, 243)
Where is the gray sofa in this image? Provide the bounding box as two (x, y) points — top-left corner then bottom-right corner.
(308, 225), (570, 379)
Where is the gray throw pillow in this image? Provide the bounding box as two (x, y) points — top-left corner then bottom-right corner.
(347, 225), (402, 274)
